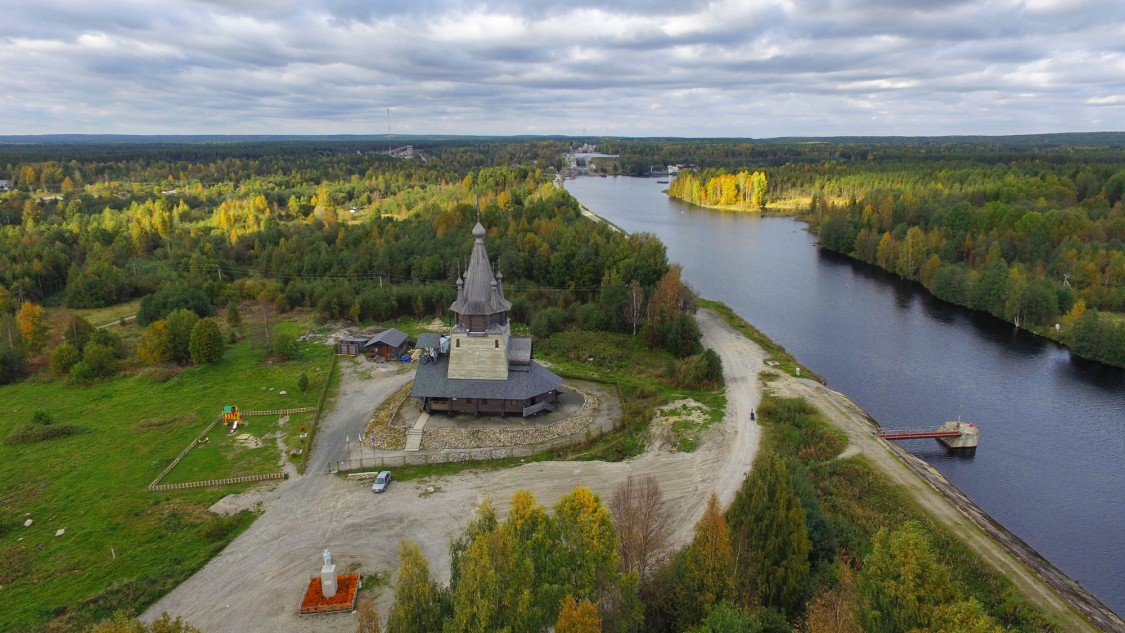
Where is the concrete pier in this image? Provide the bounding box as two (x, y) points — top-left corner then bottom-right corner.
(937, 420), (979, 453)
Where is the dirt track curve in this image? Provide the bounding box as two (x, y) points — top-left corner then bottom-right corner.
(144, 309), (765, 632)
(145, 309), (1116, 632)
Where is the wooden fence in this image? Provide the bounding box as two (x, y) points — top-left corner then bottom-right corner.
(148, 471), (287, 492)
(299, 353), (338, 474)
(146, 405), (316, 492)
(242, 406), (318, 417)
(147, 414), (224, 490)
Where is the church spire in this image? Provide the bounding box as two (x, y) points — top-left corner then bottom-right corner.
(450, 220), (511, 330)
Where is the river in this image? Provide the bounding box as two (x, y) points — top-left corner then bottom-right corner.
(565, 175), (1125, 617)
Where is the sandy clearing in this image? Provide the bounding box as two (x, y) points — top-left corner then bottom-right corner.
(144, 310), (765, 632)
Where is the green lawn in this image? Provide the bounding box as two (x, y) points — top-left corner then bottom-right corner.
(73, 298), (144, 327)
(0, 327), (333, 632)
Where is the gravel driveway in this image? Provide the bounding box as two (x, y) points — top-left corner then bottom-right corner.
(143, 309), (765, 632)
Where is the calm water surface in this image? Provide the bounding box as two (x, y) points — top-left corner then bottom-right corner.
(566, 176), (1125, 616)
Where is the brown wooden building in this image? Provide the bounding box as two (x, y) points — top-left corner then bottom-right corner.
(336, 328), (409, 360)
(410, 221), (562, 417)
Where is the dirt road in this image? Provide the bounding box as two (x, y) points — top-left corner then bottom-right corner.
(146, 308), (1110, 632)
(144, 309), (765, 632)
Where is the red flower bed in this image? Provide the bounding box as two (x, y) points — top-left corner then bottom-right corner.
(298, 573), (360, 615)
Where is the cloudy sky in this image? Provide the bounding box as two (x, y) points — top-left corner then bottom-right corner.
(2, 0), (1123, 137)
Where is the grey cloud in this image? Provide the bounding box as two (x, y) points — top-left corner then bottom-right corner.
(0, 0), (1121, 136)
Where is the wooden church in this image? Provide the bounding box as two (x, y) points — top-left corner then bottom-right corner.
(411, 221), (562, 416)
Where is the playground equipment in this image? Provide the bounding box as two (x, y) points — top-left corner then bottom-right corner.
(223, 405), (244, 433)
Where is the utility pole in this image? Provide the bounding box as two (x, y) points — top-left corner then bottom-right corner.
(263, 307), (271, 353)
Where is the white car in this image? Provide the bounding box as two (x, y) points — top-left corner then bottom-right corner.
(371, 470), (392, 493)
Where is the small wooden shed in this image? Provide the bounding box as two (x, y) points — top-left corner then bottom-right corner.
(336, 334), (370, 356)
(365, 328), (409, 361)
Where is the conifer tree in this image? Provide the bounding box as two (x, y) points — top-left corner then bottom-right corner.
(676, 493), (735, 630)
(727, 447), (811, 617)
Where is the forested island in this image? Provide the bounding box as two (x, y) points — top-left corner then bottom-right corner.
(0, 137), (1112, 632)
(657, 135), (1125, 368)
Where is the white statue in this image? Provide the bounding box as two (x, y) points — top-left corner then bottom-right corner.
(322, 549), (333, 568)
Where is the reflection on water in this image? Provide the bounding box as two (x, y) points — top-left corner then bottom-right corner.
(567, 176), (1125, 617)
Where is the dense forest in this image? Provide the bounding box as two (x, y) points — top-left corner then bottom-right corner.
(0, 139), (715, 386)
(0, 137), (1107, 632)
(659, 135), (1125, 368)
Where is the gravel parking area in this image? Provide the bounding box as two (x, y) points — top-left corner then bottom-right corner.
(144, 310), (765, 632)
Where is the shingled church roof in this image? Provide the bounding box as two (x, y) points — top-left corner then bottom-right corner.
(450, 221), (512, 317)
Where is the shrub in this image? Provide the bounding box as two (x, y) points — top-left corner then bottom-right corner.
(83, 342), (117, 378)
(5, 424), (84, 445)
(189, 318), (225, 364)
(138, 321), (173, 366)
(89, 328), (124, 357)
(673, 349), (723, 388)
(69, 360), (97, 383)
(50, 341), (81, 377)
(274, 333), (298, 360)
(297, 373), (310, 392)
(165, 309), (199, 364)
(224, 302), (241, 328)
(65, 314), (95, 351)
(0, 344), (28, 385)
(32, 410), (53, 425)
(531, 307), (570, 339)
(137, 286), (212, 326)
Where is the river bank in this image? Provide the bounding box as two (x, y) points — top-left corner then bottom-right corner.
(765, 356), (1122, 633)
(665, 184), (1125, 370)
(570, 174), (1125, 615)
(576, 194), (1120, 631)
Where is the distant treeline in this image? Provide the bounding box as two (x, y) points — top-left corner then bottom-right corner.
(611, 136), (1125, 368)
(2, 135), (1123, 371)
(0, 140), (723, 385)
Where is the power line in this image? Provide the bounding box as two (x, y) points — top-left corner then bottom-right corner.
(125, 259), (608, 293)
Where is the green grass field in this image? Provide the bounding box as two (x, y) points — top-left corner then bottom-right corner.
(0, 322), (333, 632)
(73, 298), (144, 327)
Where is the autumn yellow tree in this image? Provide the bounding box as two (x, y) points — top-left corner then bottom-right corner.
(16, 301), (49, 354)
(858, 522), (955, 633)
(805, 563), (862, 633)
(555, 595), (601, 633)
(675, 493), (735, 630)
(385, 541), (445, 633)
(928, 597), (1003, 633)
